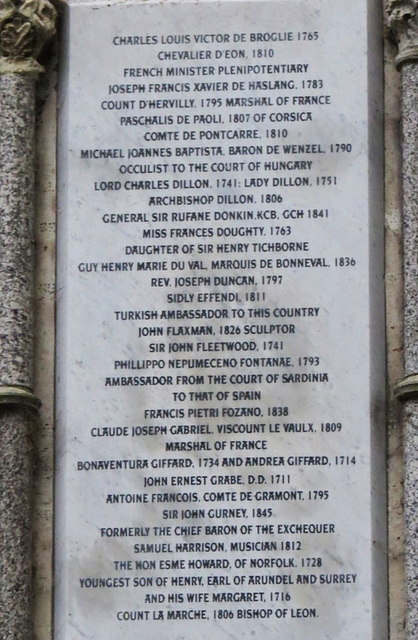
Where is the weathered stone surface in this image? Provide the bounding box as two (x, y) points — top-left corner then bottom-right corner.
(388, 1), (418, 67)
(386, 1), (418, 636)
(0, 0), (57, 75)
(400, 63), (418, 377)
(32, 65), (57, 640)
(0, 407), (35, 640)
(0, 74), (35, 389)
(0, 5), (56, 638)
(399, 61), (418, 640)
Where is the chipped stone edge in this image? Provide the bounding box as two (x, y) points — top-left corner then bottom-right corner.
(0, 57), (44, 76)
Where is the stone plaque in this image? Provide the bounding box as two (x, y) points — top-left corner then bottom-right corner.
(56, 1), (386, 638)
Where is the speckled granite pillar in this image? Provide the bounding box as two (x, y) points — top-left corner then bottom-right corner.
(0, 407), (36, 639)
(0, 73), (38, 640)
(0, 74), (36, 393)
(399, 62), (418, 640)
(388, 3), (418, 638)
(0, 2), (56, 638)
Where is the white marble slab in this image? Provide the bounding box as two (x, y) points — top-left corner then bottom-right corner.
(56, 1), (386, 638)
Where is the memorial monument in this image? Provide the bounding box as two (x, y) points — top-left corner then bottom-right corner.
(55, 1), (386, 637)
(0, 0), (415, 639)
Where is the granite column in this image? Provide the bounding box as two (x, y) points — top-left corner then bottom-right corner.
(0, 2), (56, 638)
(388, 2), (418, 638)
